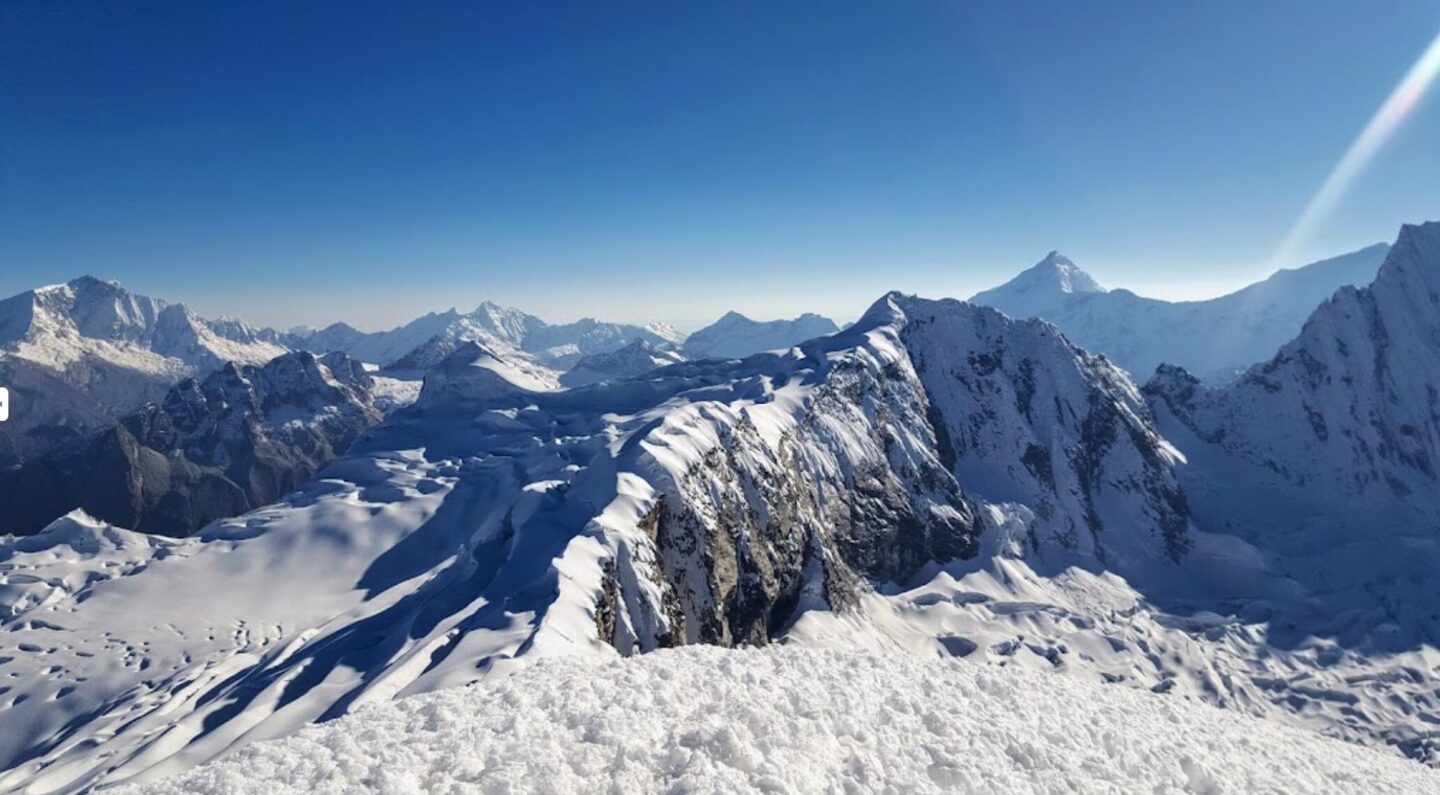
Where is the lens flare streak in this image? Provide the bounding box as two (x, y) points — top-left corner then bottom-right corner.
(1273, 27), (1440, 268)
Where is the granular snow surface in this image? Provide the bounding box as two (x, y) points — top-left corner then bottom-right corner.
(130, 646), (1438, 795)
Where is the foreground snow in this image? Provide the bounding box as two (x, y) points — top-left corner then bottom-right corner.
(130, 646), (1436, 795)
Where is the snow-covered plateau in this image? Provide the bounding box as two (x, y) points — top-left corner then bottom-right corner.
(125, 646), (1439, 795)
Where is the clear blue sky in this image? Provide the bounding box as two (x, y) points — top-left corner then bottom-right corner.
(3, 1), (1438, 330)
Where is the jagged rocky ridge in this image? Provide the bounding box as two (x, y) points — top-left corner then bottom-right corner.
(0, 292), (1190, 792)
(0, 351), (383, 537)
(1146, 224), (1439, 519)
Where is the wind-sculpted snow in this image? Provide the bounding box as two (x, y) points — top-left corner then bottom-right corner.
(129, 646), (1438, 795)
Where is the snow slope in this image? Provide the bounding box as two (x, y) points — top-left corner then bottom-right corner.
(558, 338), (686, 387)
(682, 310), (839, 360)
(130, 646), (1438, 795)
(971, 244), (1389, 382)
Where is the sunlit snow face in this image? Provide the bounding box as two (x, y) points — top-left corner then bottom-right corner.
(1272, 27), (1440, 269)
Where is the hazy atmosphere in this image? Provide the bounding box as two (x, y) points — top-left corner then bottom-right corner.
(3, 1), (1438, 329)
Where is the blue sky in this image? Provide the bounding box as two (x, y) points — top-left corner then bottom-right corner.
(3, 1), (1439, 330)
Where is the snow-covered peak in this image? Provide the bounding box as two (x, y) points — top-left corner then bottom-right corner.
(419, 339), (561, 397)
(682, 310), (840, 359)
(0, 275), (168, 347)
(1373, 220), (1440, 309)
(969, 251), (1106, 319)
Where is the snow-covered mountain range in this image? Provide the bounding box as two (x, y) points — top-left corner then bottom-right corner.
(0, 274), (845, 476)
(3, 224), (1440, 792)
(1145, 222), (1440, 667)
(297, 301), (683, 370)
(971, 243), (1390, 382)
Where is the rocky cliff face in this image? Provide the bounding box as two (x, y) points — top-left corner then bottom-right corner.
(0, 351), (383, 536)
(899, 297), (1190, 567)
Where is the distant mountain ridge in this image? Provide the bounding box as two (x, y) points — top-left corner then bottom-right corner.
(970, 244), (1390, 382)
(682, 310), (839, 359)
(298, 301), (684, 370)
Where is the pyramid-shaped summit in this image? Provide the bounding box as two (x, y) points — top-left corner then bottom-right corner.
(970, 251), (1105, 319)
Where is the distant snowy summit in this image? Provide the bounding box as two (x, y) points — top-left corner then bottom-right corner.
(970, 243), (1389, 382)
(969, 250), (1106, 318)
(682, 310), (840, 359)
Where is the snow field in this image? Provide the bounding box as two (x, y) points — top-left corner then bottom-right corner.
(130, 645), (1439, 794)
